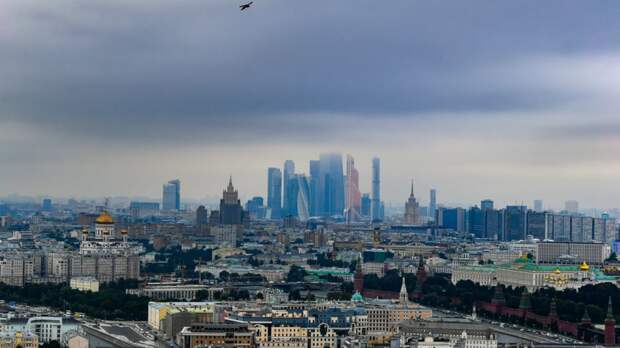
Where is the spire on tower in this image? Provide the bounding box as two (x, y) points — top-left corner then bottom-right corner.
(399, 275), (409, 307)
(607, 296), (615, 320)
(410, 179), (414, 197)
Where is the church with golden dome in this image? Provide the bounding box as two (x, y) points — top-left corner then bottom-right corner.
(80, 211), (132, 256)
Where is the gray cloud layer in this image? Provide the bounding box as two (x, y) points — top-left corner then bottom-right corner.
(2, 0), (620, 208)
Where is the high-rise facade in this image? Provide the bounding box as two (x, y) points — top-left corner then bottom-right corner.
(526, 210), (549, 240)
(565, 200), (579, 214)
(437, 207), (466, 232)
(371, 157), (381, 222)
(219, 178), (244, 225)
(295, 175), (311, 222)
(318, 153), (345, 217)
(429, 189), (437, 219)
(468, 206), (484, 238)
(267, 168), (282, 219)
(282, 160), (295, 217)
(162, 179), (181, 211)
(42, 199), (52, 211)
(504, 205), (527, 241)
(481, 199), (494, 210)
(404, 181), (421, 225)
(308, 160), (320, 217)
(361, 194), (371, 218)
(282, 174), (311, 221)
(534, 200), (543, 212)
(196, 205), (208, 225)
(345, 155), (361, 222)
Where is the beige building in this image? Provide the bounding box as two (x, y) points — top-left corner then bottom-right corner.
(536, 242), (610, 265)
(0, 331), (39, 348)
(70, 277), (100, 292)
(178, 323), (255, 348)
(404, 181), (421, 225)
(147, 302), (217, 331)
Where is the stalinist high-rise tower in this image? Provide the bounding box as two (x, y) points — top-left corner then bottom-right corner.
(404, 180), (421, 225)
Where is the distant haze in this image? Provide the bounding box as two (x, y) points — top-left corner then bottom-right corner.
(1, 1), (620, 210)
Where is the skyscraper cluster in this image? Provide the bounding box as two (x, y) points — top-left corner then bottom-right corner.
(266, 153), (383, 221)
(438, 199), (618, 244)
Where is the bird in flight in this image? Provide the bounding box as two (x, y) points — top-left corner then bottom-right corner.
(240, 1), (253, 10)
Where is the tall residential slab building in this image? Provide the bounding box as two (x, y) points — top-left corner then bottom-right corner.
(162, 179), (181, 211)
(371, 157), (381, 222)
(267, 167), (282, 219)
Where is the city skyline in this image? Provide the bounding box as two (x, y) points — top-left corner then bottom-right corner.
(2, 1), (620, 209)
(2, 2), (620, 348)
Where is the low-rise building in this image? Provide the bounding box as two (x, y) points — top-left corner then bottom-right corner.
(0, 331), (39, 348)
(70, 277), (100, 292)
(178, 323), (256, 348)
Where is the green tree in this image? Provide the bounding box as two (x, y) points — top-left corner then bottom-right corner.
(286, 265), (307, 282)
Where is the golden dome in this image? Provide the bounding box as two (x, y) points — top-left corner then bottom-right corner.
(95, 211), (114, 224)
(580, 261), (590, 271)
(554, 268), (561, 274)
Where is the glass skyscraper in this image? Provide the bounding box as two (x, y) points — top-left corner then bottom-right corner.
(282, 160), (295, 217)
(318, 153), (345, 217)
(267, 167), (282, 219)
(429, 189), (437, 219)
(371, 157), (381, 222)
(308, 160), (320, 217)
(162, 179), (181, 211)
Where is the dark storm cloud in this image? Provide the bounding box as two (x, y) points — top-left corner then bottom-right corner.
(2, 0), (620, 145)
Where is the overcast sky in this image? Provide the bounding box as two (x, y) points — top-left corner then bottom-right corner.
(1, 0), (620, 210)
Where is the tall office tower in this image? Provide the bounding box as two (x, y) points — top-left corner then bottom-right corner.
(282, 160), (295, 216)
(534, 200), (543, 212)
(565, 200), (579, 214)
(468, 206), (484, 238)
(42, 198), (52, 211)
(371, 157), (381, 221)
(162, 179), (181, 211)
(504, 205), (527, 241)
(345, 154), (362, 222)
(196, 205), (208, 225)
(526, 210), (549, 240)
(404, 180), (421, 225)
(219, 177), (244, 225)
(267, 168), (282, 219)
(484, 209), (502, 241)
(429, 189), (437, 219)
(437, 207), (466, 232)
(308, 160), (320, 217)
(245, 196), (266, 219)
(361, 194), (371, 217)
(481, 199), (494, 210)
(284, 176), (302, 219)
(196, 205), (209, 234)
(295, 175), (311, 222)
(318, 153), (345, 216)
